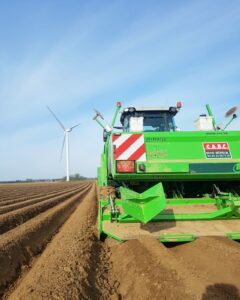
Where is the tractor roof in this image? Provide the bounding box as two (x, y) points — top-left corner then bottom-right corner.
(122, 106), (179, 113)
(128, 106), (172, 112)
(120, 106), (179, 125)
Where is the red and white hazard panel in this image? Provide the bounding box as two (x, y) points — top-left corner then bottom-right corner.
(112, 134), (147, 161)
(203, 142), (232, 159)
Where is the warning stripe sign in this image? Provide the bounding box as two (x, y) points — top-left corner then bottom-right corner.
(112, 134), (146, 161)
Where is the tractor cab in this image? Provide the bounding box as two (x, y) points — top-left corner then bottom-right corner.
(120, 105), (181, 132)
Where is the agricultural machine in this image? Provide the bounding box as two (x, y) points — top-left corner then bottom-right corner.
(93, 102), (240, 242)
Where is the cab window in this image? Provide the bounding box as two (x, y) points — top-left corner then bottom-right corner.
(123, 112), (176, 132)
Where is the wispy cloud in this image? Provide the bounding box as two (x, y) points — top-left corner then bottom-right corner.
(1, 0), (240, 180)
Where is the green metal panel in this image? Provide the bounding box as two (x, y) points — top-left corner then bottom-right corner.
(120, 183), (166, 223)
(160, 234), (196, 243)
(118, 206), (236, 222)
(113, 172), (240, 181)
(141, 162), (189, 173)
(110, 131), (240, 181)
(98, 193), (240, 242)
(226, 232), (240, 240)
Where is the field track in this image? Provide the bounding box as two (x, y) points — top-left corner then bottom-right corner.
(0, 181), (240, 299)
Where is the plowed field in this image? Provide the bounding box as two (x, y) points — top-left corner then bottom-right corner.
(1, 181), (240, 300)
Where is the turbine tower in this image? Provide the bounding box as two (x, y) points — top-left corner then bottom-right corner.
(47, 106), (80, 182)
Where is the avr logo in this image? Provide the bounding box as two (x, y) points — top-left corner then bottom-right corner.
(203, 142), (231, 159)
(203, 143), (229, 150)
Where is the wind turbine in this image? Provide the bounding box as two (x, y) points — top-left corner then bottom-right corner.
(47, 106), (80, 182)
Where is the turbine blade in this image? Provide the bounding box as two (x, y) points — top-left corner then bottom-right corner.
(70, 123), (81, 130)
(59, 133), (66, 162)
(46, 106), (65, 130)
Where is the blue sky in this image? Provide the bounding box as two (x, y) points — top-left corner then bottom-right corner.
(1, 0), (240, 181)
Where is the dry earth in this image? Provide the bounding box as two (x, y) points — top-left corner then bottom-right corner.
(0, 181), (240, 299)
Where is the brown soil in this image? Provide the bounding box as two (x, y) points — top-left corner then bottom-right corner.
(0, 186), (81, 214)
(171, 237), (240, 299)
(106, 237), (195, 300)
(0, 184), (88, 234)
(0, 182), (79, 202)
(0, 183), (91, 297)
(7, 183), (116, 300)
(1, 181), (240, 300)
(107, 236), (240, 300)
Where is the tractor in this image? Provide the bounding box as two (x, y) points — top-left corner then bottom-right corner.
(93, 102), (240, 242)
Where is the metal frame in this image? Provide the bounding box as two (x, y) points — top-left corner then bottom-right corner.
(98, 192), (240, 242)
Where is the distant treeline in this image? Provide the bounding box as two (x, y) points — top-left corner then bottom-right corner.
(0, 173), (96, 184)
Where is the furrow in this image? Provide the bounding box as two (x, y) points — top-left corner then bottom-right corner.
(0, 183), (89, 234)
(0, 182), (82, 202)
(6, 183), (102, 299)
(0, 186), (79, 206)
(0, 182), (92, 297)
(0, 186), (82, 213)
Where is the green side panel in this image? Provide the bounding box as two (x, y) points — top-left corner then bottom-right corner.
(97, 167), (102, 186)
(98, 153), (108, 186)
(111, 131), (240, 181)
(120, 183), (166, 223)
(143, 162), (189, 173)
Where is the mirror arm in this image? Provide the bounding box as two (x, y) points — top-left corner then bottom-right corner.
(94, 117), (105, 129)
(223, 114), (237, 131)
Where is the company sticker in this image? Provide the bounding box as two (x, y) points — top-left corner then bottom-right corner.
(203, 142), (232, 159)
